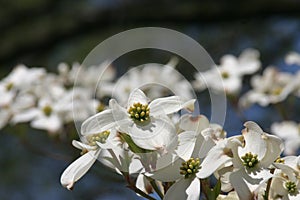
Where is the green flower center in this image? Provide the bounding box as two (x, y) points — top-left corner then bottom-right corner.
(96, 102), (105, 113)
(265, 87), (282, 96)
(271, 87), (282, 95)
(275, 157), (285, 164)
(221, 71), (229, 79)
(241, 152), (259, 168)
(87, 130), (110, 146)
(5, 82), (14, 91)
(43, 105), (52, 117)
(128, 102), (150, 123)
(180, 158), (201, 179)
(285, 181), (297, 194)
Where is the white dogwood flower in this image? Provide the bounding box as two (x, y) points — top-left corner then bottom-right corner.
(229, 122), (283, 199)
(110, 58), (194, 105)
(58, 61), (115, 87)
(270, 156), (300, 200)
(0, 65), (46, 129)
(81, 88), (195, 151)
(1, 64), (46, 92)
(271, 121), (300, 155)
(194, 48), (261, 94)
(12, 98), (63, 133)
(147, 156), (203, 200)
(198, 122), (283, 199)
(239, 67), (295, 107)
(61, 129), (141, 190)
(0, 93), (35, 129)
(176, 114), (215, 160)
(60, 129), (116, 190)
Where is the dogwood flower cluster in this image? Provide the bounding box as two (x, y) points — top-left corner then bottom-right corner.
(239, 67), (300, 107)
(2, 58), (176, 133)
(2, 48), (300, 199)
(60, 88), (300, 200)
(0, 59), (195, 134)
(193, 48), (261, 95)
(103, 57), (194, 106)
(0, 63), (115, 133)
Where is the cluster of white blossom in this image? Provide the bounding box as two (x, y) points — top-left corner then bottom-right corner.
(194, 49), (300, 157)
(193, 48), (262, 95)
(0, 59), (194, 134)
(60, 88), (299, 200)
(101, 57), (194, 106)
(2, 48), (300, 199)
(239, 67), (300, 107)
(0, 63), (115, 133)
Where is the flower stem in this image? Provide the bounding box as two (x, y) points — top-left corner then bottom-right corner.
(264, 168), (275, 200)
(149, 178), (164, 199)
(201, 178), (210, 199)
(122, 172), (156, 200)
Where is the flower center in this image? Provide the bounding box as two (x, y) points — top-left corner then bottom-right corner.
(285, 181), (297, 194)
(180, 158), (201, 179)
(128, 102), (150, 122)
(43, 105), (52, 117)
(221, 71), (229, 79)
(96, 102), (105, 113)
(275, 157), (285, 164)
(241, 152), (259, 168)
(271, 87), (282, 95)
(5, 82), (14, 91)
(87, 130), (110, 147)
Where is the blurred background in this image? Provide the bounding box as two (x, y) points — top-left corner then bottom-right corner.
(1, 0), (300, 199)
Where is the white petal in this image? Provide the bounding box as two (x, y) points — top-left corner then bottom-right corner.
(127, 88), (148, 107)
(222, 76), (242, 94)
(176, 131), (198, 160)
(60, 150), (98, 190)
(271, 121), (299, 139)
(244, 121), (263, 133)
(155, 151), (178, 170)
(239, 122), (266, 160)
(11, 108), (39, 124)
(72, 140), (94, 151)
(129, 117), (177, 151)
(136, 174), (152, 195)
(31, 115), (62, 133)
(109, 99), (131, 132)
(186, 178), (201, 200)
(197, 140), (232, 179)
(273, 163), (296, 180)
(179, 114), (209, 132)
(146, 157), (184, 182)
(149, 96), (195, 116)
(260, 134), (283, 168)
(129, 157), (143, 174)
(285, 51), (300, 65)
(0, 109), (10, 129)
(229, 169), (252, 200)
(164, 178), (199, 200)
(238, 49), (261, 75)
(80, 109), (117, 135)
(197, 129), (216, 158)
